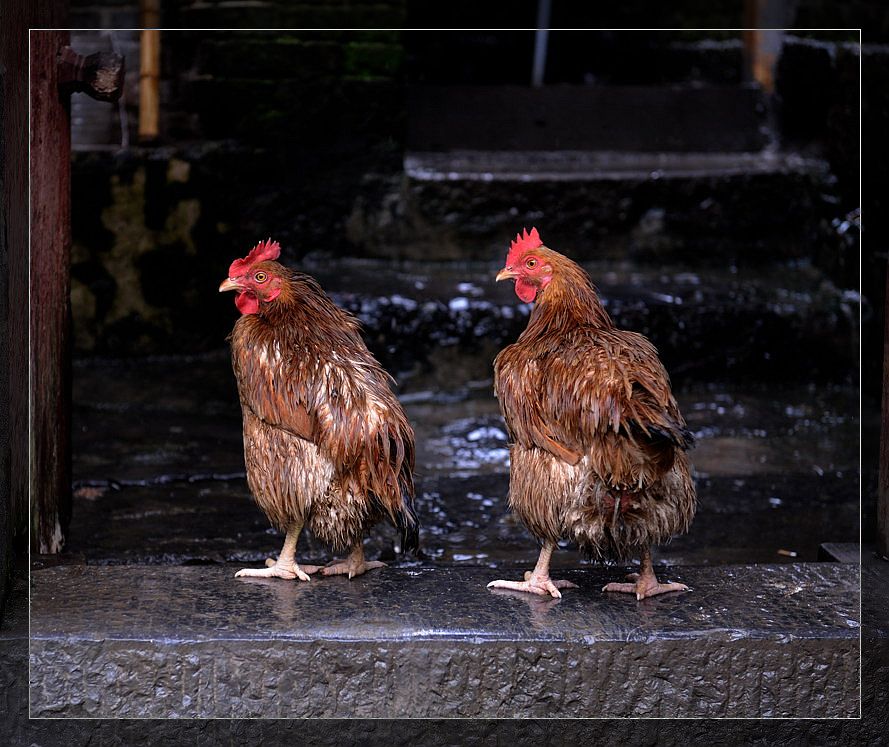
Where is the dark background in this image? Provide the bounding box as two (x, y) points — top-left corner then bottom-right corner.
(3, 0), (888, 742)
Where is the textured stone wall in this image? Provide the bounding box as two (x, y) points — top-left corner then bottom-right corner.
(30, 637), (861, 718)
(67, 10), (408, 354)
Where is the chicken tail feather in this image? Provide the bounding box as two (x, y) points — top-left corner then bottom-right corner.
(395, 488), (420, 556)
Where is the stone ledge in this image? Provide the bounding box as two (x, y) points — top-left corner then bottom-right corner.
(404, 150), (829, 182)
(29, 563), (859, 718)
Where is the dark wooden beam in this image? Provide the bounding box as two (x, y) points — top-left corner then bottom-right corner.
(29, 31), (123, 554)
(30, 29), (73, 553)
(2, 1), (67, 598)
(0, 26), (11, 608)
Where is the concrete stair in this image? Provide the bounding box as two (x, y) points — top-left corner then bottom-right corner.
(29, 563), (859, 718)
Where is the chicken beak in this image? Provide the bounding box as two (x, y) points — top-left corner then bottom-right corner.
(219, 278), (240, 293)
(495, 267), (517, 282)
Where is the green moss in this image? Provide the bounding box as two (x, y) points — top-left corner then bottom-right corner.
(198, 38), (343, 79)
(344, 41), (404, 79)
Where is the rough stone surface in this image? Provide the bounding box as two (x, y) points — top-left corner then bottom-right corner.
(29, 563), (859, 718)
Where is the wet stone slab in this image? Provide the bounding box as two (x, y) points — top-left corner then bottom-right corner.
(30, 563), (859, 718)
(67, 352), (860, 568)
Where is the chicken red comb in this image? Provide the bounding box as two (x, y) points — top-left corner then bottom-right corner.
(228, 238), (281, 277)
(506, 227), (543, 265)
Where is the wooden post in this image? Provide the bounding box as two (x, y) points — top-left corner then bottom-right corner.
(29, 34), (123, 554)
(139, 0), (161, 141)
(30, 30), (72, 554)
(879, 263), (889, 558)
(3, 0), (61, 603)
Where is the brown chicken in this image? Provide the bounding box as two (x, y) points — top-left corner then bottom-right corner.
(487, 228), (695, 600)
(219, 239), (418, 581)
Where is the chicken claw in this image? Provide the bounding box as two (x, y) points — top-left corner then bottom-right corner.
(488, 541), (577, 598)
(487, 572), (578, 599)
(236, 524), (322, 581)
(321, 545), (386, 579)
(602, 578), (689, 600)
(234, 560), (321, 582)
(601, 550), (690, 600)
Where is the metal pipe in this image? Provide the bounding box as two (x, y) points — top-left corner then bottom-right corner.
(531, 0), (551, 87)
(107, 31), (129, 149)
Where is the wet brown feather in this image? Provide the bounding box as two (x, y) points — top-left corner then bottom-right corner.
(228, 262), (415, 551)
(494, 248), (696, 560)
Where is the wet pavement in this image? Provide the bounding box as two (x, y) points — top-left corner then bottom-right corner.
(66, 354), (860, 570)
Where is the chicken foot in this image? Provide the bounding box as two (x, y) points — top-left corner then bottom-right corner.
(602, 546), (689, 600)
(321, 544), (386, 579)
(235, 523), (321, 581)
(487, 541), (578, 599)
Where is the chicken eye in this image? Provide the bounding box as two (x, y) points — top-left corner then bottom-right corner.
(254, 271), (267, 283)
(526, 258), (538, 269)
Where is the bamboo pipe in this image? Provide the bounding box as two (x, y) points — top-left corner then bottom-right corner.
(139, 0), (161, 141)
(742, 0), (784, 95)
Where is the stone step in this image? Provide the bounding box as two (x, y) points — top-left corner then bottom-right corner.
(356, 148), (846, 271)
(404, 149), (818, 180)
(29, 563), (859, 718)
(819, 542), (861, 563)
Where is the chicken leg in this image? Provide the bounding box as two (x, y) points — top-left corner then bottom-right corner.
(234, 522), (321, 581)
(487, 541), (579, 599)
(602, 546), (689, 600)
(321, 543), (386, 579)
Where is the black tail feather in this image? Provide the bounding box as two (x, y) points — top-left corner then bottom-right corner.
(395, 489), (420, 556)
(370, 488), (420, 556)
